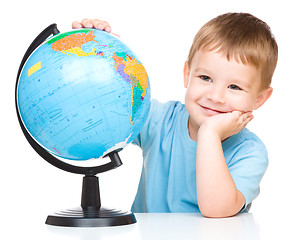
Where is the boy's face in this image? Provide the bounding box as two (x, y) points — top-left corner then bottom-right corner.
(184, 49), (272, 133)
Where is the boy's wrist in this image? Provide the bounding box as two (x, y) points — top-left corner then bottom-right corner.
(198, 124), (222, 141)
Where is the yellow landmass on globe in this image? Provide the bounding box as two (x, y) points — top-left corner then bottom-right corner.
(28, 61), (41, 77)
(62, 47), (96, 57)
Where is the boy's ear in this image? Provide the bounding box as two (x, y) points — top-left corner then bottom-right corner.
(254, 87), (273, 110)
(183, 61), (190, 88)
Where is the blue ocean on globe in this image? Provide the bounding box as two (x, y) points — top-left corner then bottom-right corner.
(17, 29), (150, 160)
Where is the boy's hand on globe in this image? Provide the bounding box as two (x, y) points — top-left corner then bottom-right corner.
(72, 19), (112, 33)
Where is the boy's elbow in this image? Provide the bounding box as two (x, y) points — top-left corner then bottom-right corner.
(200, 208), (237, 218)
(199, 203), (241, 218)
(198, 191), (245, 218)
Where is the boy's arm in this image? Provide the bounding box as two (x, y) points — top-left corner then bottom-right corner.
(196, 111), (253, 218)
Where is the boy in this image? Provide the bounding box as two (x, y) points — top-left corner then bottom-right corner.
(73, 12), (278, 218)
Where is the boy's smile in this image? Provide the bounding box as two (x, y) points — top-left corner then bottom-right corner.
(199, 104), (226, 116)
(183, 49), (272, 141)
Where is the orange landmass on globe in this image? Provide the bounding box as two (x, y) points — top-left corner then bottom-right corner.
(51, 30), (98, 57)
(112, 53), (148, 100)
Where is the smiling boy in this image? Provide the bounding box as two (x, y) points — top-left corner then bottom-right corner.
(73, 12), (278, 218)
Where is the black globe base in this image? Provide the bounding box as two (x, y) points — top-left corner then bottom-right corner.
(46, 207), (136, 227)
(45, 173), (136, 227)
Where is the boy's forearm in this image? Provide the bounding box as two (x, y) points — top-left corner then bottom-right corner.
(196, 127), (244, 218)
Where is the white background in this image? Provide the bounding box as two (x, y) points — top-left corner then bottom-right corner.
(1, 0), (297, 238)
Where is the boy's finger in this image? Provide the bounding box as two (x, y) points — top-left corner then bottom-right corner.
(91, 19), (112, 32)
(244, 114), (254, 126)
(81, 19), (93, 28)
(72, 21), (82, 29)
(243, 111), (253, 120)
(240, 112), (254, 126)
(231, 111), (242, 119)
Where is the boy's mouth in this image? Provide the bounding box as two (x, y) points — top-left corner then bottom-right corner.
(200, 105), (226, 116)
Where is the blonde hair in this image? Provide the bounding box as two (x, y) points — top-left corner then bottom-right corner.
(187, 13), (278, 90)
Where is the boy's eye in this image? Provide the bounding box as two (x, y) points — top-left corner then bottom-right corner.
(199, 75), (212, 82)
(228, 84), (242, 90)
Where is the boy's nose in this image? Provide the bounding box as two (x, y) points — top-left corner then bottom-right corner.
(207, 86), (225, 104)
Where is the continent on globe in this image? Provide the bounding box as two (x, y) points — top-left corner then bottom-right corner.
(112, 52), (149, 123)
(48, 29), (98, 57)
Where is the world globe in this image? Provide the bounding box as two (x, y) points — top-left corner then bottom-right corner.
(17, 27), (151, 161)
(15, 24), (150, 227)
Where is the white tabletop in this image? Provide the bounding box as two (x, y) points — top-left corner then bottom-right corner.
(5, 211), (292, 240)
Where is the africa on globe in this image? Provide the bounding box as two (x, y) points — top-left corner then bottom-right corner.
(17, 28), (151, 161)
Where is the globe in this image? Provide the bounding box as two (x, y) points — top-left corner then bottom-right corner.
(17, 28), (151, 161)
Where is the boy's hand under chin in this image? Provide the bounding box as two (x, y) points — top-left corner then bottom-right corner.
(199, 111), (254, 141)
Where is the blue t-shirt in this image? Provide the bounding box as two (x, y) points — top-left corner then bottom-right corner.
(132, 99), (268, 213)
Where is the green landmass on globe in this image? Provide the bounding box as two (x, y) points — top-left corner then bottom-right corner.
(18, 28), (151, 160)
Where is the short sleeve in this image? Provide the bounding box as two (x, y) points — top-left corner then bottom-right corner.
(226, 139), (269, 211)
(132, 99), (166, 149)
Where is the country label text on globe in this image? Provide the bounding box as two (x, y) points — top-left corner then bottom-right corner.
(17, 29), (151, 160)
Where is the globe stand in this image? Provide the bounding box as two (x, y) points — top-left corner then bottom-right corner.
(46, 163), (136, 227)
(15, 24), (136, 227)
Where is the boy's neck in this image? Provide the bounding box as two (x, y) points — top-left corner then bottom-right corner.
(187, 117), (199, 142)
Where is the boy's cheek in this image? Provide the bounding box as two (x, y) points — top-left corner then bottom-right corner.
(231, 100), (255, 113)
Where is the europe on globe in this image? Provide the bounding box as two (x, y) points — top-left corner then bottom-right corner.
(17, 28), (151, 161)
